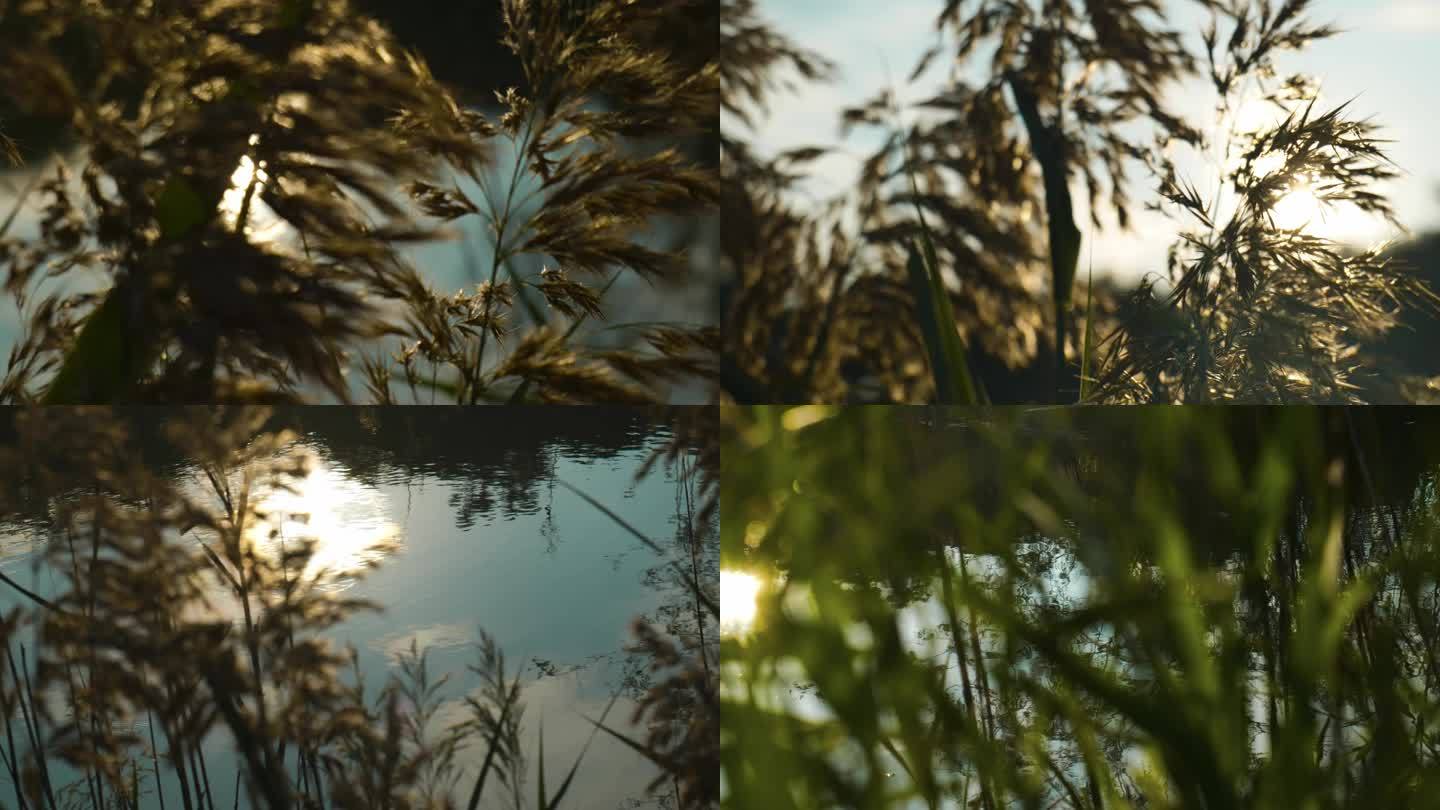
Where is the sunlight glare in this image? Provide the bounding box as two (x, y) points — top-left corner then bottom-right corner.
(720, 570), (762, 636)
(247, 452), (402, 590)
(218, 135), (286, 243)
(1271, 177), (1323, 232)
(1245, 150), (1388, 243)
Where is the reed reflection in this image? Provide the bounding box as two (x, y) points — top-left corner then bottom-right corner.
(0, 407), (715, 810)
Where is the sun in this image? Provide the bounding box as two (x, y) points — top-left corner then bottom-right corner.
(720, 569), (762, 635)
(1248, 150), (1389, 244)
(1271, 175), (1323, 232)
(218, 134), (287, 243)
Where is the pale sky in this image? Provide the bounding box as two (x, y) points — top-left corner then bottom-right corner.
(728, 0), (1440, 282)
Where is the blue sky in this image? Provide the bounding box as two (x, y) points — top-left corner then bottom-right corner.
(728, 0), (1440, 281)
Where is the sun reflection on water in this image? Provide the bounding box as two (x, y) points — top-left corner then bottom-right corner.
(244, 449), (402, 591)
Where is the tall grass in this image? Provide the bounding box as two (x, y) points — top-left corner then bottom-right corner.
(721, 0), (1440, 404)
(0, 0), (716, 404)
(723, 405), (1440, 807)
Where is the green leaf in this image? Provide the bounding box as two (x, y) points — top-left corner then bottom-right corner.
(901, 132), (982, 405)
(903, 241), (980, 405)
(154, 175), (207, 241)
(544, 693), (619, 810)
(41, 284), (149, 404)
(277, 0), (315, 30)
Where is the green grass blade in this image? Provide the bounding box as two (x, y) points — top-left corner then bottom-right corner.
(464, 671), (524, 810)
(901, 139), (981, 404)
(42, 285), (152, 404)
(581, 714), (669, 771)
(904, 243), (958, 403)
(43, 173), (218, 403)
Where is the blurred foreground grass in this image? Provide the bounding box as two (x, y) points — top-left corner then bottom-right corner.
(722, 406), (1440, 808)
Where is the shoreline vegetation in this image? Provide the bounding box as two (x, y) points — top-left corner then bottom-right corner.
(0, 406), (719, 809)
(722, 406), (1440, 808)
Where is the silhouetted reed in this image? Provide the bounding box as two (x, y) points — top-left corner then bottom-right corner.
(0, 0), (716, 404)
(722, 0), (1439, 404)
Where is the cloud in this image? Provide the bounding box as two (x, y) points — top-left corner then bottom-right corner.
(431, 672), (658, 806)
(371, 622), (476, 662)
(1373, 1), (1440, 34)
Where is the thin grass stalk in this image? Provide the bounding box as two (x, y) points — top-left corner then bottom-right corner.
(936, 547), (977, 726)
(167, 710), (196, 810)
(464, 671), (524, 810)
(85, 492), (112, 810)
(557, 482), (717, 617)
(540, 692), (620, 810)
(196, 737), (216, 810)
(148, 708), (166, 810)
(61, 519), (105, 810)
(59, 526), (100, 809)
(305, 746), (325, 808)
(1, 699), (30, 810)
(228, 479), (282, 790)
(958, 552), (997, 810)
(187, 742), (205, 810)
(472, 115), (540, 402)
(679, 456), (710, 675)
(10, 644), (56, 810)
(1079, 252), (1096, 402)
(294, 741), (309, 800)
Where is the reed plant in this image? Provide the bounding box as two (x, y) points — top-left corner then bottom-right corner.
(0, 0), (717, 404)
(721, 0), (1439, 404)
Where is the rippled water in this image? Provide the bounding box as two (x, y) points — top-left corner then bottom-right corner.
(0, 409), (709, 808)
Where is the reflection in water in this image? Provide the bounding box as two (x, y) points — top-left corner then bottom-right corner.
(371, 622), (475, 664)
(720, 570), (761, 636)
(241, 447), (402, 590)
(0, 408), (706, 809)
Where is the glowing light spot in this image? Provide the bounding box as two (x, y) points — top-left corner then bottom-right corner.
(1271, 180), (1323, 231)
(782, 405), (833, 432)
(246, 451), (402, 590)
(720, 570), (762, 635)
(1251, 150), (1287, 179)
(218, 139), (286, 243)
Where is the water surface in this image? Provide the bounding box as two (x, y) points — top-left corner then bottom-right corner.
(0, 409), (711, 808)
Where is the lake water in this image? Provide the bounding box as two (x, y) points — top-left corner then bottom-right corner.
(0, 409), (713, 808)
